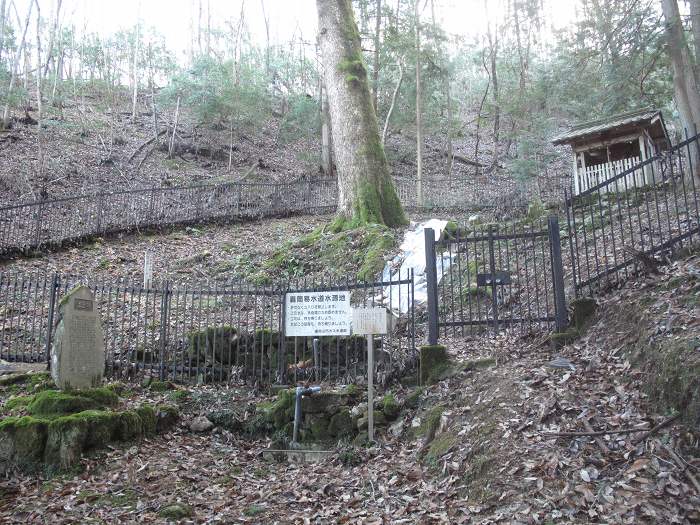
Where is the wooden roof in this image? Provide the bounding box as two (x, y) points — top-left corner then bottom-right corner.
(552, 109), (668, 147)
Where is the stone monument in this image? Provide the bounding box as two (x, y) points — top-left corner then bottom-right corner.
(51, 285), (105, 390)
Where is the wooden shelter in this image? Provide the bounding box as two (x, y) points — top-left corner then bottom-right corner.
(552, 109), (670, 195)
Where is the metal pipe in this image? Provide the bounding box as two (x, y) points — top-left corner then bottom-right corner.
(292, 385), (320, 445)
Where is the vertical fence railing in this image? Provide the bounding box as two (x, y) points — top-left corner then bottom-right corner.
(424, 216), (567, 340)
(565, 131), (700, 295)
(0, 270), (416, 386)
(0, 178), (339, 257)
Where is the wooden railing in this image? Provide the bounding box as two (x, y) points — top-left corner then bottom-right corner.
(574, 157), (646, 195)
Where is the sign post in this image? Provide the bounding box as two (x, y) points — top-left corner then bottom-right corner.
(352, 307), (387, 442)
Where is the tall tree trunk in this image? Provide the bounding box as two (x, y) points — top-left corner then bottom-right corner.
(414, 0), (423, 205)
(43, 0), (62, 77)
(261, 0), (270, 77)
(662, 0), (700, 183)
(0, 0), (7, 63)
(131, 9), (141, 123)
(690, 0), (700, 78)
(485, 6), (500, 170)
(661, 0), (700, 138)
(316, 0), (406, 228)
(320, 82), (333, 176)
(206, 0), (211, 55)
(3, 0), (32, 128)
(34, 0), (42, 128)
(372, 0), (381, 111)
(382, 60), (403, 145)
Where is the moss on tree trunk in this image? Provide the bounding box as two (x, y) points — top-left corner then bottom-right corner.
(317, 0), (407, 230)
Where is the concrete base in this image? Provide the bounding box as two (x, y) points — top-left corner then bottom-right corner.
(262, 449), (334, 463)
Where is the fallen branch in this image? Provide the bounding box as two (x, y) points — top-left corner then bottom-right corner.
(542, 426), (650, 437)
(661, 442), (700, 494)
(624, 246), (660, 274)
(584, 420), (609, 453)
(631, 413), (680, 445)
(128, 129), (167, 162)
(444, 151), (485, 168)
(236, 164), (257, 182)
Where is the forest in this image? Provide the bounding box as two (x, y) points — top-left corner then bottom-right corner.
(0, 1), (698, 524)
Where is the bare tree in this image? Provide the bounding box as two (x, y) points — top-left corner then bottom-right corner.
(382, 60), (403, 145)
(34, 0), (42, 128)
(0, 0), (8, 62)
(131, 6), (141, 123)
(316, 0), (406, 228)
(485, 1), (500, 170)
(2, 0), (33, 129)
(414, 0), (423, 205)
(261, 0), (271, 77)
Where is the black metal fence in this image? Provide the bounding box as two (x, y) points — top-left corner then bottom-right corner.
(0, 270), (416, 386)
(0, 169), (573, 258)
(423, 217), (567, 342)
(565, 130), (700, 295)
(0, 178), (337, 257)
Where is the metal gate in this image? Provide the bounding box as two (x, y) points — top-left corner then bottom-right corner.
(424, 216), (567, 343)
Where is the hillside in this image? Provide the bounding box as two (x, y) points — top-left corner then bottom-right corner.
(0, 246), (697, 523)
(0, 91), (568, 205)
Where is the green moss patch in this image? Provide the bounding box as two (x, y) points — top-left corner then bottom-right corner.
(425, 432), (458, 466)
(415, 405), (445, 440)
(259, 223), (399, 282)
(159, 503), (193, 519)
(634, 338), (699, 427)
(420, 345), (450, 385)
(26, 388), (118, 417)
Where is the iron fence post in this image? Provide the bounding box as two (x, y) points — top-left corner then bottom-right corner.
(96, 192), (104, 235)
(34, 201), (44, 250)
(45, 273), (60, 368)
(424, 228), (439, 345)
(158, 282), (171, 380)
(487, 227), (499, 334)
(547, 215), (568, 332)
(278, 290), (287, 383)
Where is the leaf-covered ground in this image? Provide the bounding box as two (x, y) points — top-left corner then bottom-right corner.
(1, 251), (698, 524)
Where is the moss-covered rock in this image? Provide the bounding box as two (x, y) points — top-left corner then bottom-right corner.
(550, 327), (580, 348)
(26, 388), (118, 417)
(156, 404), (180, 433)
(0, 416), (48, 472)
(135, 405), (157, 436)
(27, 391), (100, 416)
(328, 409), (354, 437)
(415, 406), (445, 440)
(571, 297), (597, 331)
(118, 410), (143, 441)
(357, 411), (387, 431)
(382, 394), (400, 420)
(45, 415), (89, 470)
(424, 432), (458, 466)
(301, 392), (351, 414)
(420, 345), (450, 385)
(158, 503), (193, 519)
(404, 388), (423, 409)
(264, 389), (296, 428)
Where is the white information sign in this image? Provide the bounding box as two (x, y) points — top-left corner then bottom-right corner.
(284, 291), (351, 336)
(352, 307), (388, 335)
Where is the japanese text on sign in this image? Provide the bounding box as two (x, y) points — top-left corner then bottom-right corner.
(352, 307), (387, 335)
(284, 291), (351, 336)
